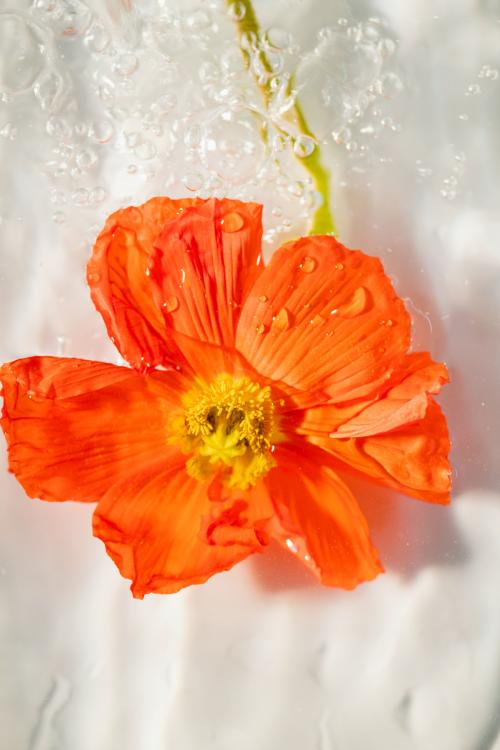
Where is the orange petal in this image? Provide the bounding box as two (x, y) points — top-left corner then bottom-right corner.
(236, 235), (410, 402)
(88, 197), (200, 371)
(297, 352), (449, 438)
(0, 357), (188, 503)
(311, 400), (451, 504)
(93, 464), (272, 597)
(265, 443), (383, 589)
(149, 198), (263, 358)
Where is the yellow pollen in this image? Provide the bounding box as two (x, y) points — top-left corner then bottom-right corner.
(170, 374), (280, 490)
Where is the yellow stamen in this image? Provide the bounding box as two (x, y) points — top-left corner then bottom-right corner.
(170, 374), (281, 490)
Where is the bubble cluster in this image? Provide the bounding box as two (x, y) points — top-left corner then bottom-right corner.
(0, 3), (407, 245)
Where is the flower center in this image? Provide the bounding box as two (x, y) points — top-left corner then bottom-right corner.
(172, 374), (280, 490)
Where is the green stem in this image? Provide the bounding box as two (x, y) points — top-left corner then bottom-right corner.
(226, 0), (337, 235)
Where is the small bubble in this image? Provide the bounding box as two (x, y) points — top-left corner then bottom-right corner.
(378, 37), (396, 58)
(113, 53), (138, 77)
(135, 141), (157, 160)
(258, 295), (268, 303)
(458, 113), (469, 121)
(89, 119), (114, 144)
(227, 1), (246, 21)
(182, 172), (203, 192)
(332, 126), (351, 145)
(465, 83), (481, 96)
(52, 211), (66, 225)
(335, 262), (344, 271)
(221, 212), (244, 232)
(0, 122), (16, 140)
(127, 163), (138, 174)
(299, 256), (317, 273)
(377, 72), (403, 99)
(293, 135), (316, 158)
(163, 296), (179, 313)
(76, 149), (98, 170)
(85, 22), (110, 53)
(71, 188), (89, 206)
(380, 318), (394, 327)
(272, 307), (291, 331)
(89, 186), (107, 204)
(255, 323), (267, 334)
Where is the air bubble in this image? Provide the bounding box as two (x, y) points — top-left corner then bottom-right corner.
(183, 172), (203, 192)
(52, 211), (66, 224)
(71, 188), (89, 206)
(89, 120), (115, 144)
(0, 122), (17, 140)
(465, 83), (481, 96)
(293, 135), (316, 157)
(113, 53), (139, 78)
(0, 14), (45, 94)
(76, 149), (98, 170)
(256, 323), (267, 334)
(376, 72), (403, 99)
(258, 295), (268, 303)
(227, 1), (246, 21)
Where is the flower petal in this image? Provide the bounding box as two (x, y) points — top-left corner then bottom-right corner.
(236, 235), (410, 402)
(149, 198), (263, 356)
(265, 443), (383, 589)
(0, 357), (188, 503)
(310, 400), (451, 504)
(88, 197), (200, 371)
(93, 464), (271, 597)
(296, 352), (449, 438)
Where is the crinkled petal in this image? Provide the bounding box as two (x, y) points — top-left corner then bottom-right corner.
(265, 443), (383, 589)
(88, 197), (199, 371)
(93, 464), (272, 597)
(236, 235), (411, 402)
(0, 357), (188, 503)
(296, 352), (449, 438)
(310, 400), (451, 504)
(149, 198), (263, 358)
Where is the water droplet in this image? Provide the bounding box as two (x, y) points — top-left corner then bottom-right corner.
(299, 256), (317, 273)
(285, 538), (298, 553)
(335, 262), (344, 271)
(0, 122), (17, 140)
(272, 307), (291, 331)
(85, 22), (110, 53)
(335, 287), (370, 318)
(310, 314), (325, 326)
(256, 323), (267, 334)
(89, 186), (107, 204)
(221, 212), (244, 232)
(113, 53), (138, 78)
(258, 295), (268, 303)
(380, 318), (394, 327)
(163, 296), (179, 313)
(293, 135), (316, 157)
(135, 141), (157, 160)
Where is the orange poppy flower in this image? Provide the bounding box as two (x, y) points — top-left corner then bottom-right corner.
(0, 197), (451, 597)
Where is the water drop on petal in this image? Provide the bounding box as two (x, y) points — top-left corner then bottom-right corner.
(336, 287), (370, 318)
(163, 296), (179, 313)
(272, 307), (291, 331)
(221, 211), (244, 232)
(299, 256), (317, 273)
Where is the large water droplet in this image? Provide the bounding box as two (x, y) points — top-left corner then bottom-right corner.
(334, 286), (371, 318)
(163, 296), (179, 313)
(299, 256), (317, 273)
(272, 307), (291, 331)
(221, 212), (244, 232)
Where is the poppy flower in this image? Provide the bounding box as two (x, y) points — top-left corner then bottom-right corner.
(0, 197), (451, 597)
